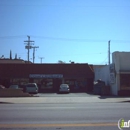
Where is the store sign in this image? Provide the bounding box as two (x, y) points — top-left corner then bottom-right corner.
(110, 63), (115, 73)
(110, 73), (115, 84)
(29, 74), (63, 79)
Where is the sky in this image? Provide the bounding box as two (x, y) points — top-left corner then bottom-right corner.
(0, 0), (130, 64)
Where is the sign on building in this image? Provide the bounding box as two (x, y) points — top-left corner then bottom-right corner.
(110, 73), (115, 84)
(110, 63), (115, 73)
(29, 74), (63, 79)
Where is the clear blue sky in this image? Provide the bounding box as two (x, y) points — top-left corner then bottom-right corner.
(0, 0), (130, 64)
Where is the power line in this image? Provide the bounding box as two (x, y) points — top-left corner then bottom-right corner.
(0, 35), (26, 39)
(31, 36), (130, 43)
(43, 52), (107, 57)
(31, 36), (108, 42)
(0, 4), (130, 8)
(0, 35), (130, 43)
(100, 56), (108, 64)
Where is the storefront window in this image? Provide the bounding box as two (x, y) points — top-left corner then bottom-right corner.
(34, 79), (53, 89)
(65, 78), (87, 91)
(120, 74), (130, 90)
(10, 78), (29, 85)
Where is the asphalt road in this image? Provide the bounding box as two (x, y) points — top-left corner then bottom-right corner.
(0, 102), (130, 130)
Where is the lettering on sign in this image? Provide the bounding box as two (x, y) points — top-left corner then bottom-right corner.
(110, 73), (115, 84)
(29, 74), (63, 79)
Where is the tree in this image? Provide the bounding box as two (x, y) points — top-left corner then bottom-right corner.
(0, 55), (4, 59)
(58, 60), (66, 64)
(10, 50), (12, 60)
(15, 53), (17, 59)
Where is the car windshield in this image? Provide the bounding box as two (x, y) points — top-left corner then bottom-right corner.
(60, 84), (68, 88)
(26, 84), (36, 87)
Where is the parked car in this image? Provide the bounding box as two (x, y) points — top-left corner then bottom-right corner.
(9, 85), (19, 89)
(0, 85), (5, 89)
(59, 84), (70, 93)
(25, 83), (38, 94)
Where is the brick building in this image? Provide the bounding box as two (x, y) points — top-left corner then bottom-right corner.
(0, 63), (94, 93)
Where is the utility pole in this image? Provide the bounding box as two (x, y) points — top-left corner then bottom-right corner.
(108, 40), (111, 65)
(31, 46), (39, 63)
(24, 36), (34, 63)
(39, 57), (44, 64)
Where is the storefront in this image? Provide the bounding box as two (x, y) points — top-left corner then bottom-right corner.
(94, 52), (130, 96)
(0, 63), (94, 93)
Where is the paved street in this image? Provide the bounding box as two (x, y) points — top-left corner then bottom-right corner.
(0, 103), (130, 130)
(0, 93), (130, 130)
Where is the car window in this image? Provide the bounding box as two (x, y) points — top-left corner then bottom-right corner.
(60, 84), (68, 88)
(10, 85), (19, 89)
(26, 84), (36, 87)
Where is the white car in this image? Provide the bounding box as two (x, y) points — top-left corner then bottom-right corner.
(25, 83), (38, 94)
(59, 84), (70, 93)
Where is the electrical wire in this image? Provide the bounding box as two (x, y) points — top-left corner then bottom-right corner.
(30, 36), (130, 43)
(0, 35), (26, 39)
(0, 3), (130, 8)
(0, 35), (130, 43)
(100, 57), (108, 64)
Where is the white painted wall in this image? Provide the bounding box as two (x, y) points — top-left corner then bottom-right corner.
(94, 65), (110, 86)
(110, 74), (119, 96)
(94, 65), (119, 95)
(111, 52), (130, 95)
(112, 51), (130, 72)
(94, 52), (130, 95)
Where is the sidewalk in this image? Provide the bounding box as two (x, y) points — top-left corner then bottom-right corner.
(0, 96), (130, 104)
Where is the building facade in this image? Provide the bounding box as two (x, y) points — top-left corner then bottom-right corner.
(0, 63), (94, 93)
(94, 51), (130, 96)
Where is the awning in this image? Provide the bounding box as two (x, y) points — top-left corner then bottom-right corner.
(118, 70), (130, 74)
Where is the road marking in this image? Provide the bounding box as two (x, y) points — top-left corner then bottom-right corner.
(0, 123), (117, 128)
